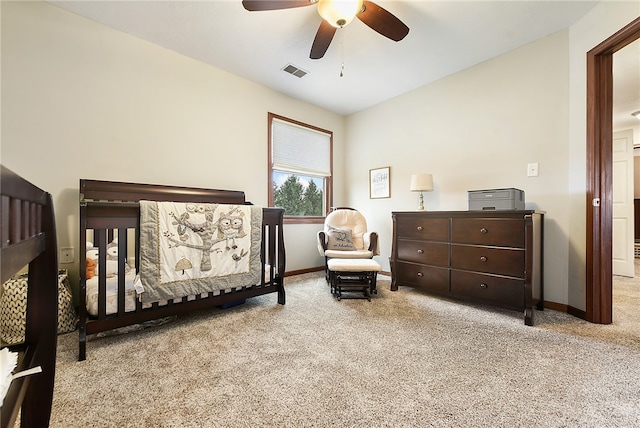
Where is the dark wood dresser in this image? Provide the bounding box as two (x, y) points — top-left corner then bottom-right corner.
(391, 210), (544, 325)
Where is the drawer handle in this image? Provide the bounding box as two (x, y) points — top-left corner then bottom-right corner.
(417, 272), (424, 277)
(480, 256), (487, 262)
(480, 228), (488, 234)
(417, 226), (423, 231)
(417, 249), (424, 254)
(480, 283), (488, 289)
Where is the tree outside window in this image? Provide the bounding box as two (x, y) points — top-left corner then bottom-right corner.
(273, 172), (324, 216)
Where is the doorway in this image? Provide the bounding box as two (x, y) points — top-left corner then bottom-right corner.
(611, 129), (635, 278)
(586, 16), (640, 324)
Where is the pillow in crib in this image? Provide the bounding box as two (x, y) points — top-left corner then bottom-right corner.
(1, 270), (77, 345)
(326, 225), (356, 251)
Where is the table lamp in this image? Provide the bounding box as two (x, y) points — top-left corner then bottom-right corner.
(410, 173), (434, 210)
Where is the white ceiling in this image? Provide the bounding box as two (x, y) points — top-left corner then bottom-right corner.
(50, 0), (639, 129)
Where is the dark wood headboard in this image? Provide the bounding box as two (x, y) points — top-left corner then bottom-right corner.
(80, 179), (247, 205)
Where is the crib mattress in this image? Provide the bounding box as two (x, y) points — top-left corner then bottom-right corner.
(85, 271), (138, 317)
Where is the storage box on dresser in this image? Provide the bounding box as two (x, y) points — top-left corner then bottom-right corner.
(391, 211), (544, 325)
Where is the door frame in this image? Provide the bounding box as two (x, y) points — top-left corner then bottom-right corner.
(586, 16), (640, 324)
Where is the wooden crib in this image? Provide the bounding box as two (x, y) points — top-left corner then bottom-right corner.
(78, 179), (286, 361)
(1, 165), (58, 428)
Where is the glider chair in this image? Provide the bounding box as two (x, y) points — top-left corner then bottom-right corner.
(317, 207), (380, 284)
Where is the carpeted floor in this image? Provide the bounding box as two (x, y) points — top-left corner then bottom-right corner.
(49, 271), (640, 427)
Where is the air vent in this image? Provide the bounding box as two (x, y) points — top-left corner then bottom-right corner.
(282, 64), (308, 78)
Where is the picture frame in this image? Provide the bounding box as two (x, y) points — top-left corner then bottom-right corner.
(369, 166), (390, 199)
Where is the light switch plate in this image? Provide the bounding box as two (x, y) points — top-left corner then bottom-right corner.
(60, 247), (74, 264)
(527, 163), (539, 177)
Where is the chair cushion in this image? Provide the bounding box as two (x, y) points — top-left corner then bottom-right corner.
(324, 209), (368, 250)
(328, 258), (382, 272)
(325, 249), (374, 259)
(326, 225), (356, 251)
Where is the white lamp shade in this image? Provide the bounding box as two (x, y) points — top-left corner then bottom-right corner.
(410, 174), (434, 192)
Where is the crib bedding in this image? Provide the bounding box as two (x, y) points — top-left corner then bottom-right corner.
(85, 270), (137, 317)
(138, 201), (263, 304)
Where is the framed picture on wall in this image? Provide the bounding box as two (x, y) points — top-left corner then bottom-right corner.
(370, 166), (390, 199)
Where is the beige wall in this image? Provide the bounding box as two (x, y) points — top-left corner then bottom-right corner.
(345, 1), (639, 310)
(0, 1), (343, 288)
(346, 30), (570, 305)
(2, 1), (639, 310)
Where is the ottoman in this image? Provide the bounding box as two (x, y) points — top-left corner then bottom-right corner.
(327, 258), (382, 301)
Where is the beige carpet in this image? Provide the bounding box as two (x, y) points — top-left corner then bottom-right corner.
(50, 272), (640, 427)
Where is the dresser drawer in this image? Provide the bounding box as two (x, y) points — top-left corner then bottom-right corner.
(450, 270), (524, 310)
(451, 244), (525, 278)
(451, 218), (524, 247)
(395, 262), (449, 293)
(397, 240), (449, 266)
(396, 217), (449, 241)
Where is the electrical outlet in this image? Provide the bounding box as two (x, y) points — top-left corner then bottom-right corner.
(527, 162), (539, 177)
(60, 247), (74, 264)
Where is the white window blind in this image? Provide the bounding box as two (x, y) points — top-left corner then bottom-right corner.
(272, 118), (331, 177)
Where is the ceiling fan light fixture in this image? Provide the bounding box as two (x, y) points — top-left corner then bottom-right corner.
(317, 0), (364, 28)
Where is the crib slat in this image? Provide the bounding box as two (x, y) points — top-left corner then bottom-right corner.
(260, 223), (267, 286)
(96, 229), (108, 320)
(1, 195), (9, 248)
(10, 198), (21, 245)
(117, 228), (127, 317)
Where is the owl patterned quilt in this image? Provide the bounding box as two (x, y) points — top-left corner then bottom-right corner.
(138, 201), (263, 304)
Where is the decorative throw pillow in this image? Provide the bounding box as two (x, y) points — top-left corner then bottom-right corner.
(0, 270), (77, 345)
(326, 225), (356, 251)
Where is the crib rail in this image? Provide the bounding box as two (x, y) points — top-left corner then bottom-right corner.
(1, 165), (58, 427)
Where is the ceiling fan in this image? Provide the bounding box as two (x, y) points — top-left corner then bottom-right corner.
(241, 0), (410, 59)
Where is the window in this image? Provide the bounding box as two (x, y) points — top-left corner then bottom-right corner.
(268, 113), (333, 223)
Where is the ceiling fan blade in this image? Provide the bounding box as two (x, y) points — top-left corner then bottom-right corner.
(357, 0), (409, 42)
(242, 0), (312, 12)
(310, 20), (337, 59)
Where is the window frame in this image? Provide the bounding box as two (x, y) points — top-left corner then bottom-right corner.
(268, 112), (333, 224)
